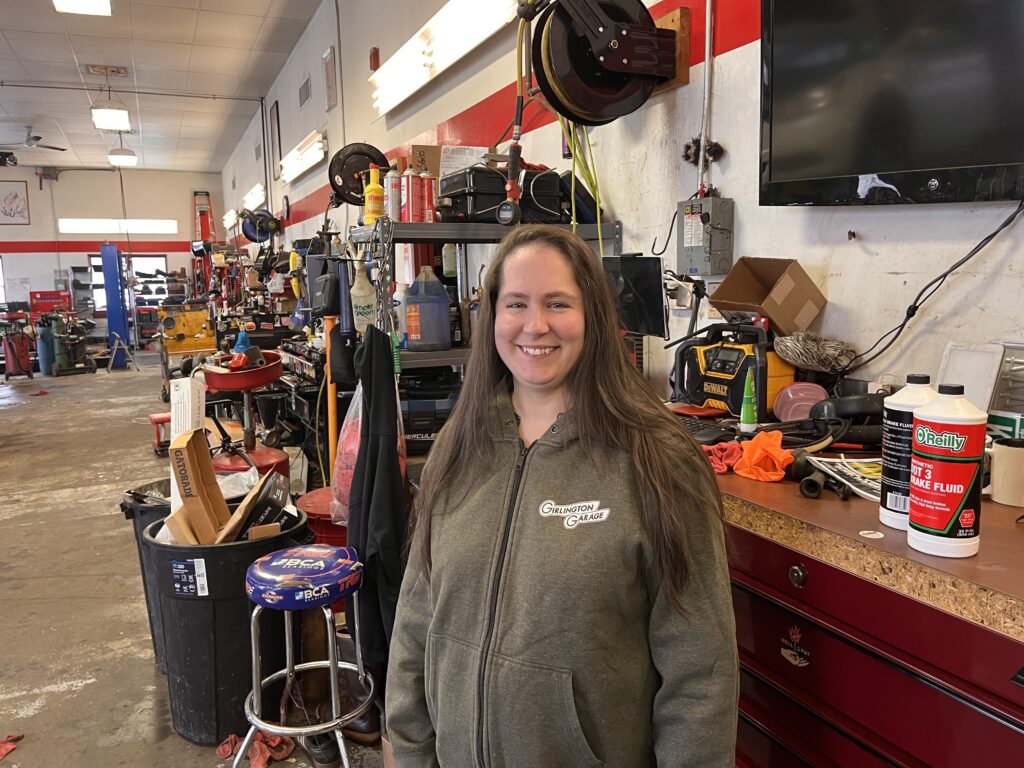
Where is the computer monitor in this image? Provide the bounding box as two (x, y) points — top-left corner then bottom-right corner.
(602, 254), (668, 339)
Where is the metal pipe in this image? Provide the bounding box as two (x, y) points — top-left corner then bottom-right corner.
(697, 0), (715, 192)
(324, 315), (339, 468)
(0, 80), (260, 102)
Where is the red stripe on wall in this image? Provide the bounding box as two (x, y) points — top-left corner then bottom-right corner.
(0, 240), (194, 253)
(277, 0), (758, 232)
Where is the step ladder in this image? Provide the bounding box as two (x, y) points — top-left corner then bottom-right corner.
(108, 332), (139, 373)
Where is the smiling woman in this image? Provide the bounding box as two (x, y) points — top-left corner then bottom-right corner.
(387, 224), (739, 768)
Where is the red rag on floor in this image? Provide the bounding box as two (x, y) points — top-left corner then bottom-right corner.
(215, 731), (294, 768)
(702, 441), (743, 474)
(0, 734), (24, 761)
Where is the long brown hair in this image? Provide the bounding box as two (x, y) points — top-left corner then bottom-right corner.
(413, 224), (722, 611)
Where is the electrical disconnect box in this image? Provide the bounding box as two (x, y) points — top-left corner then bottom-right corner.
(677, 196), (734, 277)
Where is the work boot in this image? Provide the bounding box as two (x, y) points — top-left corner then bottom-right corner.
(334, 628), (381, 745)
(299, 733), (340, 768)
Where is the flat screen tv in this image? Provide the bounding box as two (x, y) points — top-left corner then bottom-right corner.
(760, 1), (1024, 205)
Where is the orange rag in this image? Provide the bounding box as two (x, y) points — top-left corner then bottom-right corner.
(734, 431), (794, 482)
(701, 442), (743, 474)
(216, 731), (294, 768)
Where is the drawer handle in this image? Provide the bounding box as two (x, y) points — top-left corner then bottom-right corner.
(1012, 667), (1024, 689)
(788, 564), (808, 589)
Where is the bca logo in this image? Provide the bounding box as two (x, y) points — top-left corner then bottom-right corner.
(299, 585), (330, 601)
(271, 558), (327, 570)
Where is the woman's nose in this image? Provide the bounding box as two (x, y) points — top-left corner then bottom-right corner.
(522, 306), (549, 335)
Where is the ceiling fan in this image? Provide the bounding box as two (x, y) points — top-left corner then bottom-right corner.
(0, 125), (67, 152)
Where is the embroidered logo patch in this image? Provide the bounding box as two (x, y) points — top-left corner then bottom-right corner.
(539, 499), (610, 529)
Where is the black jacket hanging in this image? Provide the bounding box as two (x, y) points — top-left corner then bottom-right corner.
(346, 324), (407, 667)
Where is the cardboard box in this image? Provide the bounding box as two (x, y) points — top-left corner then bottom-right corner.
(169, 378), (206, 511)
(169, 429), (232, 544)
(215, 471), (291, 544)
(709, 257), (826, 337)
(408, 144), (441, 177)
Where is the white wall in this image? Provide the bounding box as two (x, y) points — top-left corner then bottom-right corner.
(220, 0), (1024, 393)
(0, 166), (223, 301)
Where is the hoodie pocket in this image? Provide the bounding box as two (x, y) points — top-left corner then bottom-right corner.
(427, 633), (480, 767)
(486, 654), (603, 768)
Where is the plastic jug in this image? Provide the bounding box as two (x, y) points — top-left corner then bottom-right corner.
(406, 266), (451, 352)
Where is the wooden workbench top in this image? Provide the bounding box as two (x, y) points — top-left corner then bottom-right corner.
(718, 473), (1024, 643)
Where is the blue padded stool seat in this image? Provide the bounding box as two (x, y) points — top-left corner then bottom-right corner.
(246, 544), (363, 611)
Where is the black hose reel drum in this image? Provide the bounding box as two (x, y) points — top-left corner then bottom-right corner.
(529, 0), (677, 125)
(328, 142), (390, 206)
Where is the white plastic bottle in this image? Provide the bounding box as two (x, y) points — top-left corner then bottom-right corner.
(350, 263), (376, 337)
(392, 282), (409, 350)
(907, 384), (987, 558)
(879, 374), (939, 530)
(442, 243), (458, 280)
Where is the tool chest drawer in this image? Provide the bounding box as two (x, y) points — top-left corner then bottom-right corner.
(728, 525), (1024, 766)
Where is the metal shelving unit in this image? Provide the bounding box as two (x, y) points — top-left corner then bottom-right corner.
(349, 220), (622, 248)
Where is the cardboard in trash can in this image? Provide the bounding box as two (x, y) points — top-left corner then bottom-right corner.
(169, 429), (232, 543)
(709, 257), (826, 336)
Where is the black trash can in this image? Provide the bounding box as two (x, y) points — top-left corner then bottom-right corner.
(142, 511), (310, 746)
(121, 479), (174, 673)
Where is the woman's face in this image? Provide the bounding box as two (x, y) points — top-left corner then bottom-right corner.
(494, 243), (585, 404)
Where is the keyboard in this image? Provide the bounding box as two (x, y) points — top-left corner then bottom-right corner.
(674, 414), (736, 445)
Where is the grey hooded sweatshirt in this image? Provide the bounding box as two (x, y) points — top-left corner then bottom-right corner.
(386, 389), (738, 767)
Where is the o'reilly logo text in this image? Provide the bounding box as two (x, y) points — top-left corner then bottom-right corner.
(915, 425), (966, 452)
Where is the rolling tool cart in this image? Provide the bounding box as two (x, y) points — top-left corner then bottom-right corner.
(1, 323), (33, 380)
(50, 313), (97, 376)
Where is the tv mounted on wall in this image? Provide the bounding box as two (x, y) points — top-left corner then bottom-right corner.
(760, 1), (1024, 206)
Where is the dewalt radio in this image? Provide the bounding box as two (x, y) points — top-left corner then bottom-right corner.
(670, 323), (794, 421)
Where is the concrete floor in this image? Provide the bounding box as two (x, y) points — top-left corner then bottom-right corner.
(0, 362), (382, 768)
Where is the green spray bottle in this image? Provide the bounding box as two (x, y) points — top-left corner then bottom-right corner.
(739, 368), (757, 434)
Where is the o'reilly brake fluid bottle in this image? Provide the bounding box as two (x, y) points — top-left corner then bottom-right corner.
(879, 374), (939, 530)
(907, 384), (987, 558)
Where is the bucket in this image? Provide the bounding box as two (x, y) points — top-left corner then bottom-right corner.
(406, 265), (451, 352)
(142, 511), (311, 746)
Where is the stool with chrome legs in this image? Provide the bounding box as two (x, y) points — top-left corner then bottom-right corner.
(234, 544), (376, 768)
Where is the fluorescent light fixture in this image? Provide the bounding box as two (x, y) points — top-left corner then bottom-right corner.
(369, 0), (517, 115)
(223, 209), (238, 229)
(91, 96), (130, 131)
(242, 183), (266, 210)
(280, 130), (326, 183)
(53, 0), (111, 15)
(58, 218), (178, 235)
(108, 147), (137, 166)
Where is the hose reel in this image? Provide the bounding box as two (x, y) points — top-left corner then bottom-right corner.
(528, 0), (676, 125)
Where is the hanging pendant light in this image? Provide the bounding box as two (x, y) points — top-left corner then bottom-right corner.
(92, 86), (131, 131)
(108, 132), (137, 167)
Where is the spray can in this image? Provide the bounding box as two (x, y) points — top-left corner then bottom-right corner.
(879, 374), (940, 529)
(420, 171), (436, 223)
(907, 384), (987, 558)
(384, 165), (401, 221)
(739, 369), (757, 434)
(400, 166), (424, 222)
(364, 164), (385, 227)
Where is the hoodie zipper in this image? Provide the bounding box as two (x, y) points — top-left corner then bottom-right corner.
(475, 441), (531, 768)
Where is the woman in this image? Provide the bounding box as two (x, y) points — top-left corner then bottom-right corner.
(386, 225), (737, 767)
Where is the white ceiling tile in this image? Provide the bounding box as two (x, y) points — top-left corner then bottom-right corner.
(176, 137), (214, 149)
(199, 0), (271, 15)
(179, 110), (222, 127)
(234, 77), (266, 98)
(63, 0), (133, 37)
(0, 0), (67, 34)
(139, 135), (179, 147)
(185, 71), (239, 96)
(189, 45), (249, 75)
(132, 68), (189, 90)
(131, 0), (200, 8)
(266, 0), (320, 21)
(178, 123), (219, 139)
(137, 94), (188, 110)
(0, 34), (17, 60)
(56, 117), (106, 133)
(193, 11), (264, 47)
(130, 4), (198, 44)
(69, 35), (135, 64)
(61, 131), (111, 146)
(8, 32), (76, 64)
(0, 59), (28, 78)
(252, 16), (306, 52)
(139, 124), (180, 139)
(130, 40), (191, 70)
(16, 61), (82, 82)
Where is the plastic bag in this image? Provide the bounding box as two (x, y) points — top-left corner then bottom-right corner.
(330, 381), (363, 524)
